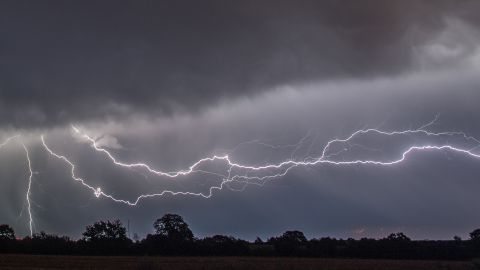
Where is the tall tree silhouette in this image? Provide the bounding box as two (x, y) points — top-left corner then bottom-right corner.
(142, 214), (194, 255)
(153, 213), (193, 242)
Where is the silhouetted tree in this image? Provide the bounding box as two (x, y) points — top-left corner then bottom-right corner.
(83, 220), (127, 241)
(141, 214), (194, 255)
(0, 224), (15, 240)
(470, 229), (480, 242)
(386, 232), (411, 242)
(0, 220), (479, 259)
(381, 232), (412, 259)
(470, 228), (480, 256)
(0, 224), (16, 253)
(280, 231), (308, 243)
(82, 220), (131, 255)
(269, 231), (308, 256)
(153, 213), (194, 242)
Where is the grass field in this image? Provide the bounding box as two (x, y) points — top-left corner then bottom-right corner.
(0, 255), (477, 270)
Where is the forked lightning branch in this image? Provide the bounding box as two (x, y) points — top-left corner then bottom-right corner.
(2, 116), (480, 236)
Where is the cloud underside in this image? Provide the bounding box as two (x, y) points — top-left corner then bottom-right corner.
(0, 0), (479, 128)
(1, 0), (480, 239)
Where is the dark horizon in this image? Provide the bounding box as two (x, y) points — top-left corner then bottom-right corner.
(2, 214), (480, 260)
(5, 215), (480, 242)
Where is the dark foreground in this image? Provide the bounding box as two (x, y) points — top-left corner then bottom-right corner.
(0, 255), (477, 270)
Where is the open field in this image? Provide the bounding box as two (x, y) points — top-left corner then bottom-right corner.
(0, 255), (477, 270)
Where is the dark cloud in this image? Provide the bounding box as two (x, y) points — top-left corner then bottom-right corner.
(1, 1), (480, 240)
(1, 0), (479, 127)
(2, 65), (477, 239)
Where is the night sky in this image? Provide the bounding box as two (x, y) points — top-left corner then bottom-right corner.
(1, 0), (480, 240)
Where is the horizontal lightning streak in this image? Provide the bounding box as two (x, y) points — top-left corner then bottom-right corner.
(38, 121), (480, 206)
(41, 136), (228, 205)
(71, 125), (229, 178)
(2, 117), (480, 233)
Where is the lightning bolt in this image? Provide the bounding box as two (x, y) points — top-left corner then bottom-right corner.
(0, 135), (34, 236)
(38, 118), (480, 207)
(2, 116), (480, 234)
(20, 142), (34, 237)
(0, 135), (20, 148)
(70, 124), (230, 178)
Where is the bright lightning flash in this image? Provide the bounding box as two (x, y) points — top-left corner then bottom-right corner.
(0, 136), (34, 236)
(44, 118), (480, 205)
(2, 116), (480, 236)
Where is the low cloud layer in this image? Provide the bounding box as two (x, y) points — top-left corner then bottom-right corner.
(0, 0), (479, 127)
(1, 1), (480, 239)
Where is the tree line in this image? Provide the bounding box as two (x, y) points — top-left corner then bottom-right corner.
(1, 214), (480, 260)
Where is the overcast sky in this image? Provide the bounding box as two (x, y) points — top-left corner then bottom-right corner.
(1, 0), (480, 240)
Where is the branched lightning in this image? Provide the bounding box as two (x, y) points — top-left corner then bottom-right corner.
(39, 118), (480, 207)
(70, 125), (230, 178)
(3, 116), (480, 234)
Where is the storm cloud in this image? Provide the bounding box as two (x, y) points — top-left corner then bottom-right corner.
(0, 0), (479, 127)
(1, 1), (480, 240)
